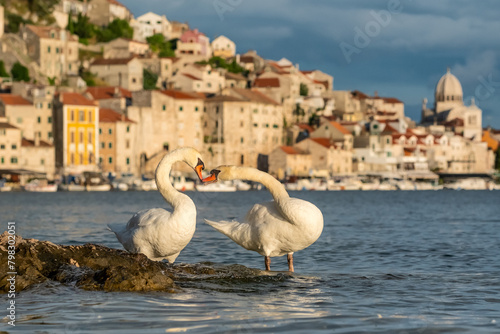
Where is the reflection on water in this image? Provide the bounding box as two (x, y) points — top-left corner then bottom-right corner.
(1, 190), (500, 333)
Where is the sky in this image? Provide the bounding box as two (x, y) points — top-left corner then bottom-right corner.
(119, 0), (500, 128)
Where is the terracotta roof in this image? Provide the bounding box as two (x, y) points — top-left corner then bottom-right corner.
(301, 70), (314, 75)
(108, 0), (127, 8)
(280, 146), (302, 155)
(181, 73), (202, 81)
(0, 122), (18, 129)
(231, 88), (280, 105)
(99, 108), (135, 123)
(352, 90), (370, 100)
(297, 123), (314, 133)
(91, 57), (135, 66)
(239, 56), (254, 63)
(0, 94), (32, 106)
(207, 95), (245, 102)
(482, 130), (499, 151)
(57, 92), (98, 106)
(381, 123), (398, 134)
(379, 97), (403, 104)
(444, 118), (464, 127)
(160, 90), (204, 100)
(377, 111), (397, 116)
(313, 80), (329, 89)
(21, 138), (52, 147)
(254, 77), (280, 88)
(310, 137), (336, 149)
(329, 121), (351, 135)
(339, 121), (359, 126)
(26, 25), (78, 41)
(85, 86), (132, 100)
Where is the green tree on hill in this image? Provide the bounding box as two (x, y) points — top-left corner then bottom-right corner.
(0, 61), (9, 77)
(495, 146), (500, 170)
(143, 69), (158, 90)
(196, 56), (247, 75)
(96, 19), (133, 42)
(300, 83), (309, 96)
(67, 13), (96, 44)
(11, 62), (30, 82)
(146, 34), (175, 58)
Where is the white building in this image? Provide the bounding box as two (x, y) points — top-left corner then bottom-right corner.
(211, 35), (236, 58)
(132, 12), (172, 42)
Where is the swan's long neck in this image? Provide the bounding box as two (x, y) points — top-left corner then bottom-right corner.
(233, 167), (290, 202)
(155, 151), (192, 210)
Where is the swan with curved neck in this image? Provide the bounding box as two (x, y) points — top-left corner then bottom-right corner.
(108, 147), (205, 262)
(202, 165), (323, 272)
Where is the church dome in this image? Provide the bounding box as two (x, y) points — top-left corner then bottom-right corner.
(435, 68), (463, 103)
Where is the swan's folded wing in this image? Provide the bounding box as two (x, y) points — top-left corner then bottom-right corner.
(126, 208), (171, 230)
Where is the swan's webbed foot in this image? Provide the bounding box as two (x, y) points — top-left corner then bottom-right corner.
(264, 256), (271, 271)
(287, 253), (294, 272)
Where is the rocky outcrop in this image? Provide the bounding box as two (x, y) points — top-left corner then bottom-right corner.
(0, 231), (275, 293)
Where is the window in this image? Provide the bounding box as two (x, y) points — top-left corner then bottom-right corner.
(70, 110), (75, 121)
(132, 78), (137, 83)
(71, 153), (75, 164)
(386, 138), (390, 144)
(240, 121), (244, 127)
(253, 123), (258, 127)
(387, 152), (392, 157)
(240, 137), (244, 143)
(79, 110), (85, 122)
(79, 131), (84, 143)
(241, 108), (244, 113)
(162, 105), (166, 111)
(240, 155), (244, 164)
(101, 142), (105, 149)
(88, 111), (92, 122)
(273, 124), (279, 129)
(108, 142), (112, 149)
(179, 106), (183, 111)
(17, 117), (22, 124)
(88, 131), (92, 145)
(216, 106), (219, 114)
(48, 132), (52, 138)
(108, 128), (112, 135)
(79, 153), (83, 164)
(126, 139), (130, 149)
(70, 131), (75, 143)
(99, 157), (102, 164)
(48, 46), (51, 53)
(99, 128), (102, 134)
(195, 107), (199, 112)
(56, 47), (59, 54)
(41, 159), (45, 165)
(253, 109), (258, 114)
(11, 157), (18, 164)
(126, 157), (130, 165)
(48, 103), (51, 108)
(37, 117), (41, 123)
(11, 144), (17, 150)
(48, 116), (52, 124)
(0, 144), (4, 149)
(126, 126), (130, 133)
(165, 64), (169, 70)
(0, 157), (3, 164)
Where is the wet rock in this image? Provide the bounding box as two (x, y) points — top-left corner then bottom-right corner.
(0, 232), (176, 292)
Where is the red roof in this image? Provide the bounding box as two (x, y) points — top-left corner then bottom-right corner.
(381, 123), (398, 134)
(254, 78), (280, 88)
(0, 94), (32, 106)
(99, 108), (134, 123)
(239, 56), (254, 64)
(310, 137), (336, 149)
(0, 122), (18, 129)
(57, 92), (97, 106)
(21, 138), (52, 147)
(329, 121), (351, 135)
(352, 90), (370, 100)
(297, 123), (314, 133)
(280, 146), (302, 155)
(313, 80), (329, 89)
(379, 97), (403, 104)
(160, 90), (203, 100)
(26, 25), (78, 41)
(181, 73), (201, 81)
(91, 57), (135, 66)
(85, 86), (132, 100)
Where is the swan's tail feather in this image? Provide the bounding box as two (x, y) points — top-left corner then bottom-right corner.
(107, 223), (122, 234)
(204, 219), (250, 248)
(204, 219), (237, 236)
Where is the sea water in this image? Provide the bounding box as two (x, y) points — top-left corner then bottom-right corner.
(1, 190), (499, 333)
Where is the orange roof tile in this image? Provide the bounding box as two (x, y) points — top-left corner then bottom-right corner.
(297, 123), (314, 133)
(482, 130), (499, 151)
(329, 121), (351, 135)
(0, 94), (32, 106)
(99, 108), (135, 123)
(160, 90), (204, 100)
(26, 25), (78, 41)
(310, 137), (336, 149)
(91, 57), (135, 66)
(21, 138), (52, 147)
(181, 73), (202, 81)
(85, 86), (132, 100)
(254, 78), (280, 88)
(57, 92), (98, 106)
(280, 146), (302, 155)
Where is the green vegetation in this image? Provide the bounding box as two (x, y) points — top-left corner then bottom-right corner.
(5, 13), (29, 33)
(3, 0), (57, 31)
(300, 83), (309, 96)
(67, 13), (96, 44)
(146, 34), (175, 58)
(10, 62), (30, 82)
(197, 56), (247, 75)
(96, 19), (134, 43)
(0, 61), (9, 77)
(80, 69), (97, 87)
(308, 113), (320, 127)
(293, 103), (305, 122)
(143, 69), (158, 90)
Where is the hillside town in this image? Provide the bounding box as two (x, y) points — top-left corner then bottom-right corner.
(0, 0), (499, 191)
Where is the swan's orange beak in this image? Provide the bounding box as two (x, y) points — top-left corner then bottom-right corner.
(201, 169), (220, 185)
(194, 158), (205, 181)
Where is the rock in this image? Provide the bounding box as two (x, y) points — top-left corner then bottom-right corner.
(0, 232), (177, 292)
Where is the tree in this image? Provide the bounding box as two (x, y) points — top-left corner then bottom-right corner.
(67, 13), (96, 43)
(143, 69), (158, 90)
(293, 103), (305, 122)
(0, 61), (9, 77)
(96, 19), (133, 42)
(196, 56), (247, 75)
(495, 146), (500, 170)
(11, 62), (30, 82)
(146, 34), (175, 57)
(300, 83), (309, 96)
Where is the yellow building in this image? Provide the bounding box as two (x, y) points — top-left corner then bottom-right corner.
(53, 92), (99, 174)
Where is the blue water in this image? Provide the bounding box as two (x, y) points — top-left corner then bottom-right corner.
(1, 190), (500, 333)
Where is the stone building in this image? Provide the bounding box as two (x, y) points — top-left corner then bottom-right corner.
(211, 35), (236, 58)
(98, 108), (136, 175)
(21, 25), (79, 80)
(132, 12), (171, 42)
(268, 146), (311, 178)
(89, 57), (144, 91)
(20, 138), (55, 179)
(0, 94), (37, 140)
(0, 118), (21, 170)
(102, 38), (150, 59)
(84, 86), (132, 114)
(87, 0), (132, 27)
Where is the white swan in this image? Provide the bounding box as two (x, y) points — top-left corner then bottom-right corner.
(202, 166), (324, 272)
(108, 147), (205, 263)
